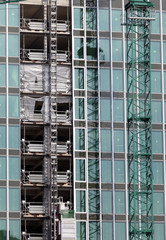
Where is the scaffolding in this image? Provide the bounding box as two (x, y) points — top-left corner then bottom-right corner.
(126, 0), (154, 239)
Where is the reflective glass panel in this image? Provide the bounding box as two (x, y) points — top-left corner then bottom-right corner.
(76, 190), (86, 212)
(75, 68), (84, 89)
(9, 220), (20, 240)
(74, 8), (83, 29)
(87, 38), (97, 60)
(99, 9), (109, 31)
(0, 64), (6, 87)
(9, 95), (19, 118)
(8, 34), (19, 57)
(8, 4), (19, 27)
(113, 69), (123, 91)
(153, 161), (163, 184)
(151, 12), (160, 34)
(152, 131), (163, 153)
(151, 71), (161, 93)
(115, 191), (125, 213)
(0, 157), (6, 179)
(0, 126), (6, 149)
(100, 68), (110, 91)
(88, 159), (99, 182)
(100, 98), (110, 121)
(0, 95), (6, 117)
(101, 190), (112, 213)
(151, 41), (161, 63)
(9, 126), (19, 149)
(112, 40), (122, 61)
(0, 34), (6, 57)
(0, 5), (5, 26)
(75, 129), (85, 150)
(99, 39), (110, 61)
(74, 38), (84, 59)
(9, 65), (19, 87)
(0, 188), (6, 211)
(89, 190), (100, 213)
(76, 159), (85, 181)
(112, 10), (122, 32)
(114, 160), (125, 183)
(9, 157), (20, 180)
(75, 98), (84, 120)
(86, 8), (96, 30)
(9, 188), (20, 211)
(154, 223), (164, 240)
(163, 12), (166, 34)
(76, 222), (86, 240)
(115, 222), (126, 240)
(87, 98), (98, 121)
(101, 159), (111, 183)
(0, 220), (6, 239)
(102, 222), (112, 240)
(113, 99), (124, 122)
(154, 192), (164, 215)
(152, 101), (162, 123)
(88, 128), (98, 151)
(87, 68), (98, 90)
(114, 130), (124, 152)
(101, 129), (111, 152)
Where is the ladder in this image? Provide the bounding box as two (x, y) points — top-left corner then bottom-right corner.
(49, 0), (58, 239)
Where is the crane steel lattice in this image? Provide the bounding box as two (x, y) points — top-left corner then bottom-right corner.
(125, 0), (154, 239)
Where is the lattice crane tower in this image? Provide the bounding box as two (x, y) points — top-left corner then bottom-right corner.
(125, 0), (155, 239)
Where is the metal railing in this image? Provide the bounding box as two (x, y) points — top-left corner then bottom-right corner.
(21, 140), (44, 153)
(22, 233), (43, 240)
(21, 170), (44, 184)
(22, 201), (45, 215)
(20, 49), (47, 62)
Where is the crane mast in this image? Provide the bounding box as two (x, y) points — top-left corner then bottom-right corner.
(126, 0), (154, 239)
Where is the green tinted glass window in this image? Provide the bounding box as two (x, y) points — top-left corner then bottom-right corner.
(114, 130), (124, 152)
(151, 71), (161, 93)
(154, 223), (164, 240)
(0, 188), (6, 211)
(101, 129), (111, 152)
(102, 222), (112, 240)
(0, 34), (6, 56)
(164, 72), (166, 93)
(89, 222), (100, 240)
(0, 95), (6, 117)
(152, 101), (162, 123)
(9, 95), (19, 118)
(154, 192), (164, 215)
(88, 128), (98, 151)
(9, 65), (19, 87)
(87, 38), (97, 60)
(100, 68), (110, 91)
(75, 98), (84, 120)
(101, 159), (111, 183)
(113, 69), (123, 91)
(0, 126), (6, 149)
(115, 222), (126, 240)
(8, 34), (19, 57)
(87, 68), (98, 91)
(0, 5), (5, 26)
(153, 161), (163, 184)
(9, 157), (20, 180)
(152, 131), (163, 153)
(8, 4), (19, 27)
(99, 39), (110, 61)
(115, 191), (125, 214)
(112, 10), (122, 32)
(74, 38), (84, 59)
(100, 98), (110, 121)
(113, 99), (124, 122)
(151, 12), (160, 34)
(151, 41), (161, 63)
(87, 98), (98, 121)
(0, 157), (6, 179)
(99, 9), (109, 31)
(9, 220), (20, 240)
(164, 102), (166, 123)
(89, 190), (99, 213)
(9, 126), (20, 149)
(76, 222), (86, 240)
(75, 129), (85, 150)
(114, 160), (125, 183)
(163, 12), (166, 34)
(9, 188), (20, 211)
(74, 8), (83, 29)
(101, 190), (112, 213)
(88, 159), (99, 182)
(0, 220), (6, 239)
(76, 190), (86, 212)
(75, 68), (84, 89)
(112, 40), (122, 62)
(76, 159), (85, 181)
(0, 64), (6, 87)
(86, 8), (96, 30)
